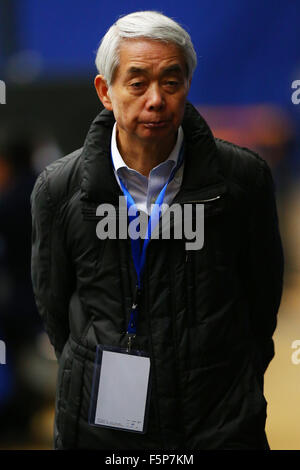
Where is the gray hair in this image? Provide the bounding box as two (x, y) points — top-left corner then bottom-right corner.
(95, 11), (197, 87)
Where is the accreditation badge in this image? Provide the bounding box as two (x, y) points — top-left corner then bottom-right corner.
(89, 344), (151, 433)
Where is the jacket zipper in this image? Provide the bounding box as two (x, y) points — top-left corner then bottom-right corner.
(183, 195), (221, 203)
(165, 193), (224, 244)
(183, 194), (222, 263)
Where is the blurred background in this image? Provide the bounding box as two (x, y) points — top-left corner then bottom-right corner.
(0, 0), (300, 450)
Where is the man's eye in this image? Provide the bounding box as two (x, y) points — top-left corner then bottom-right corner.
(163, 80), (180, 88)
(130, 82), (144, 88)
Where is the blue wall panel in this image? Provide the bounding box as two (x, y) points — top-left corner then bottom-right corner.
(7, 0), (300, 107)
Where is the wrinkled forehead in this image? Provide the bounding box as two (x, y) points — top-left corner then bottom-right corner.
(115, 38), (188, 78)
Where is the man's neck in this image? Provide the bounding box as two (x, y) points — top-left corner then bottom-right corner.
(116, 128), (177, 177)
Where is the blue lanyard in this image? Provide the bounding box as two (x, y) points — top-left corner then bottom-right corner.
(111, 143), (185, 336)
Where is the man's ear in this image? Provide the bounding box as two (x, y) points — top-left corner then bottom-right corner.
(94, 75), (113, 111)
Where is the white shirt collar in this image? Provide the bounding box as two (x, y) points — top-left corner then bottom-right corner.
(111, 123), (184, 175)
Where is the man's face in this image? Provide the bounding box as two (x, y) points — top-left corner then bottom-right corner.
(96, 39), (191, 146)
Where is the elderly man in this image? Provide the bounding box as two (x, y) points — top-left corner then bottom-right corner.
(31, 11), (284, 450)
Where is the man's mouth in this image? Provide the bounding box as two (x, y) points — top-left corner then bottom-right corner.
(142, 121), (169, 128)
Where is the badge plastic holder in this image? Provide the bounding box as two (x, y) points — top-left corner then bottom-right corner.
(89, 344), (151, 434)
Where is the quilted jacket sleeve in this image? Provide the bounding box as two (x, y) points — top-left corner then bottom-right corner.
(31, 171), (75, 359)
(246, 159), (284, 373)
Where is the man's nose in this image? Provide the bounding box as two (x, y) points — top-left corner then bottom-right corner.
(146, 83), (165, 110)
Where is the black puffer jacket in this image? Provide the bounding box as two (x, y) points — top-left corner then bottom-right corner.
(31, 102), (284, 450)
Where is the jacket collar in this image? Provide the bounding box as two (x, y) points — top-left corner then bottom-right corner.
(80, 101), (225, 204)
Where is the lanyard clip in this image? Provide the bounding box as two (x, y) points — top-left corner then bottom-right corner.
(126, 333), (136, 353)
